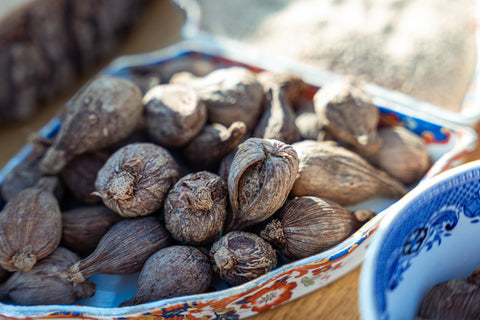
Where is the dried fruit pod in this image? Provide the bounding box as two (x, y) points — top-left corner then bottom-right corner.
(165, 171), (228, 246)
(366, 126), (431, 185)
(210, 231), (277, 286)
(174, 67), (264, 131)
(256, 71), (309, 109)
(260, 196), (374, 260)
(295, 101), (325, 141)
(61, 205), (123, 257)
(0, 177), (62, 272)
(227, 138), (299, 230)
(122, 246), (213, 306)
(218, 151), (236, 180)
(253, 86), (302, 144)
(182, 121), (247, 171)
(67, 216), (171, 283)
(39, 75), (143, 174)
(291, 140), (407, 206)
(60, 150), (110, 204)
(313, 77), (381, 155)
(0, 247), (96, 305)
(94, 142), (180, 217)
(144, 84), (207, 147)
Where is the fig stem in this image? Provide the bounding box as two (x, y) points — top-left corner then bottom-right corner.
(12, 251), (36, 271)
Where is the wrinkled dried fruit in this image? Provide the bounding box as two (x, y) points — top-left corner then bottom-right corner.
(210, 231), (277, 286)
(39, 75), (143, 174)
(94, 142), (180, 217)
(173, 67), (264, 131)
(0, 247), (96, 305)
(144, 84), (207, 147)
(165, 171), (228, 246)
(182, 121), (247, 171)
(227, 138), (299, 230)
(60, 150), (110, 204)
(253, 86), (301, 144)
(0, 177), (62, 272)
(61, 205), (123, 257)
(67, 216), (171, 283)
(291, 140), (407, 205)
(366, 126), (431, 185)
(256, 71), (308, 109)
(314, 77), (381, 155)
(260, 196), (374, 260)
(122, 246), (213, 306)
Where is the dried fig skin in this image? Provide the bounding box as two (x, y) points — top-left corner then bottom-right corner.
(260, 196), (369, 260)
(60, 150), (111, 204)
(122, 245), (213, 306)
(256, 71), (309, 109)
(144, 83), (207, 147)
(227, 138), (299, 231)
(61, 205), (123, 257)
(94, 142), (180, 218)
(182, 121), (247, 171)
(0, 177), (62, 272)
(253, 86), (302, 144)
(291, 140), (406, 206)
(418, 279), (480, 320)
(39, 75), (144, 174)
(314, 77), (381, 155)
(165, 171), (228, 246)
(175, 66), (265, 131)
(366, 126), (431, 185)
(0, 247), (96, 306)
(66, 216), (171, 283)
(210, 231), (277, 286)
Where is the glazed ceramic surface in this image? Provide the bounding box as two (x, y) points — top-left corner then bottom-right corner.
(0, 40), (477, 319)
(359, 160), (480, 320)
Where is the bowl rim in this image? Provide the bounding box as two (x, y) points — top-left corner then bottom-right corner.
(358, 159), (480, 320)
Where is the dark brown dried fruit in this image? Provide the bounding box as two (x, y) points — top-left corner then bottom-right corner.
(173, 67), (265, 131)
(260, 196), (374, 260)
(144, 84), (207, 147)
(121, 246), (213, 306)
(61, 205), (123, 257)
(314, 77), (381, 155)
(67, 216), (171, 283)
(210, 231), (277, 286)
(291, 140), (407, 206)
(94, 142), (180, 217)
(253, 86), (302, 144)
(182, 121), (247, 171)
(0, 247), (96, 305)
(60, 150), (110, 204)
(39, 75), (143, 174)
(227, 138), (299, 230)
(256, 71), (309, 109)
(0, 177), (62, 272)
(366, 126), (431, 185)
(165, 171), (228, 246)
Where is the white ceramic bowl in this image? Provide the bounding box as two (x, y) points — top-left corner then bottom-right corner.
(359, 159), (480, 320)
(0, 40), (477, 320)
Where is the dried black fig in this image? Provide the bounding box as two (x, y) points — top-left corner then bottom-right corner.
(210, 231), (277, 286)
(0, 247), (96, 305)
(61, 205), (123, 257)
(67, 216), (171, 283)
(39, 75), (143, 174)
(260, 196), (374, 260)
(291, 140), (407, 206)
(144, 83), (207, 147)
(94, 142), (180, 217)
(121, 246), (213, 306)
(227, 138), (299, 230)
(0, 177), (62, 271)
(165, 171), (228, 246)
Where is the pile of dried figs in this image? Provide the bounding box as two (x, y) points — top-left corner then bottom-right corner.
(0, 60), (432, 306)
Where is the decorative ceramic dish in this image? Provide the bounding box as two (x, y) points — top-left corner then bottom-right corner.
(359, 159), (480, 320)
(0, 39), (477, 319)
(174, 0), (480, 128)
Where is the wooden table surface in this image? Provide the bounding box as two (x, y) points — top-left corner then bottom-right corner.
(0, 1), (479, 319)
